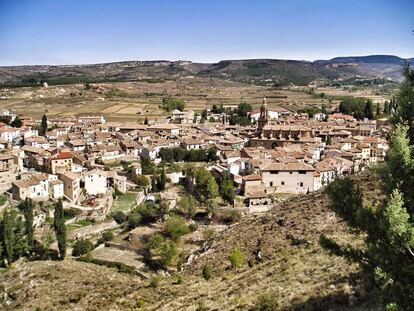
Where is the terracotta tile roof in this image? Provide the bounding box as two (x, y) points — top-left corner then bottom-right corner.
(242, 174), (262, 181)
(260, 162), (315, 172)
(248, 191), (267, 199)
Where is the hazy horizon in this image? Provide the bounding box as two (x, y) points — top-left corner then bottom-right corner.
(1, 0), (413, 66)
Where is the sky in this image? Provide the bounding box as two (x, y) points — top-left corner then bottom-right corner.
(0, 0), (413, 65)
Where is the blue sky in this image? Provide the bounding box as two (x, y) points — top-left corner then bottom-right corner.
(0, 0), (413, 65)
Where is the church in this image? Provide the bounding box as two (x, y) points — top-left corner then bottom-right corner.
(250, 98), (318, 149)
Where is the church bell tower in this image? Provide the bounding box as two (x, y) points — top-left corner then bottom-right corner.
(257, 97), (269, 133)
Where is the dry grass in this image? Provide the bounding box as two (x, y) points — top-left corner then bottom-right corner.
(0, 172), (383, 310)
(0, 78), (341, 122)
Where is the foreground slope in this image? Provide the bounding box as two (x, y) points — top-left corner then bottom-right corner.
(0, 173), (383, 310)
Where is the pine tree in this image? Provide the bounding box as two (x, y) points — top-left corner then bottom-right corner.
(393, 63), (414, 144)
(21, 198), (34, 250)
(40, 114), (48, 136)
(364, 100), (374, 120)
(53, 199), (66, 260)
(383, 101), (389, 114)
(2, 209), (15, 266)
(151, 173), (158, 192)
(376, 104), (381, 116)
(158, 166), (166, 191)
(10, 116), (22, 128)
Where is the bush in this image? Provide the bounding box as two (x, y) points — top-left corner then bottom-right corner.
(0, 194), (7, 206)
(72, 239), (94, 257)
(127, 212), (142, 229)
(202, 264), (212, 280)
(178, 195), (197, 218)
(203, 227), (216, 241)
(113, 211), (127, 224)
(135, 202), (160, 224)
(254, 292), (279, 311)
(149, 274), (162, 287)
(150, 234), (177, 268)
(189, 223), (198, 232)
(136, 175), (149, 188)
(102, 231), (114, 242)
(79, 256), (137, 275)
(229, 247), (245, 269)
(164, 215), (190, 241)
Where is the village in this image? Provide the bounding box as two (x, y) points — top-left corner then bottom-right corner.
(0, 97), (389, 273)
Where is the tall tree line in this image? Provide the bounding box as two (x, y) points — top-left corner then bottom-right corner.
(327, 64), (414, 309)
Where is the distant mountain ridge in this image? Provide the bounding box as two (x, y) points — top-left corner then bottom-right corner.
(0, 55), (412, 87)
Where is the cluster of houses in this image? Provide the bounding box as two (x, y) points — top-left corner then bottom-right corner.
(0, 100), (389, 211)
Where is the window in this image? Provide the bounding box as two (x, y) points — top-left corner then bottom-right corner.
(270, 182), (273, 187)
(300, 182), (304, 187)
(299, 171), (306, 174)
(281, 181), (285, 185)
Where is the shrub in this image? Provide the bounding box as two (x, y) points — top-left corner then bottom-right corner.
(102, 231), (114, 242)
(188, 223), (198, 232)
(150, 233), (177, 268)
(254, 292), (279, 311)
(113, 211), (127, 224)
(164, 215), (190, 241)
(136, 175), (149, 188)
(203, 227), (216, 241)
(202, 264), (212, 280)
(127, 212), (142, 229)
(72, 239), (94, 257)
(135, 202), (160, 224)
(229, 247), (245, 269)
(149, 274), (162, 287)
(0, 194), (7, 206)
(178, 195), (197, 218)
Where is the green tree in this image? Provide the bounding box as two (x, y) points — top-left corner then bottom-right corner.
(383, 101), (389, 115)
(157, 166), (166, 191)
(178, 195), (197, 218)
(202, 264), (212, 280)
(326, 135), (332, 145)
(39, 114), (48, 136)
(220, 178), (235, 205)
(10, 116), (22, 127)
(161, 96), (185, 112)
(164, 215), (190, 241)
(229, 247), (245, 269)
(327, 124), (414, 309)
(206, 148), (217, 162)
(136, 175), (149, 188)
(72, 239), (94, 257)
(195, 169), (219, 204)
(151, 173), (158, 192)
(101, 231), (113, 242)
(112, 211), (127, 224)
(53, 199), (66, 260)
(376, 103), (381, 116)
(2, 209), (15, 265)
(21, 198), (34, 250)
(364, 99), (374, 120)
(393, 63), (414, 144)
(127, 212), (142, 229)
(150, 233), (177, 268)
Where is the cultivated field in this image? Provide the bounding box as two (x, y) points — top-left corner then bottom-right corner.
(0, 77), (389, 122)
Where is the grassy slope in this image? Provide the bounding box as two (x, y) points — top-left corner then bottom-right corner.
(0, 173), (383, 311)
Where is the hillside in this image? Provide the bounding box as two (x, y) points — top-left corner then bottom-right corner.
(0, 172), (383, 311)
(0, 55), (412, 87)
